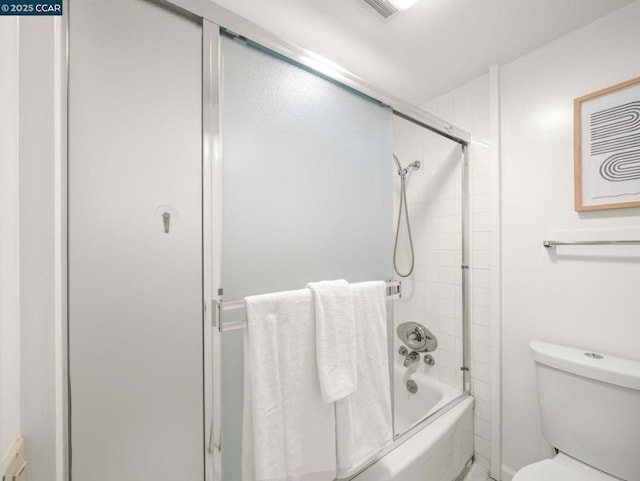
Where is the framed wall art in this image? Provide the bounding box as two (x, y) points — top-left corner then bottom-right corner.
(574, 76), (640, 211)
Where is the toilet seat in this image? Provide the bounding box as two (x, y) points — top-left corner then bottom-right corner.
(513, 453), (623, 481)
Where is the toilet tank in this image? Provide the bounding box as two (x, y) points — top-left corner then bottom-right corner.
(530, 341), (640, 481)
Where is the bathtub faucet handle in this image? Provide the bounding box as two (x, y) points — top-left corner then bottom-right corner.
(397, 322), (438, 352)
(407, 328), (422, 342)
(403, 350), (420, 368)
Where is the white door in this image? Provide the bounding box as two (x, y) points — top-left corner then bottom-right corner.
(68, 0), (203, 479)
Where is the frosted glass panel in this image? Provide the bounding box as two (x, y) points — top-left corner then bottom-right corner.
(220, 34), (393, 480)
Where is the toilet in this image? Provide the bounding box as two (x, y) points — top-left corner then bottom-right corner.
(513, 340), (640, 481)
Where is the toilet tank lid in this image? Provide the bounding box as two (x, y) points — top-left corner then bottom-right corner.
(530, 341), (640, 390)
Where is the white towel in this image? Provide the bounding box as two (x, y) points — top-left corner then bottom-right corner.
(306, 279), (357, 403)
(335, 281), (393, 478)
(242, 289), (336, 481)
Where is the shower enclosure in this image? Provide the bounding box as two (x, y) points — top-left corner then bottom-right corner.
(391, 116), (470, 438)
(212, 30), (471, 480)
(66, 1), (471, 480)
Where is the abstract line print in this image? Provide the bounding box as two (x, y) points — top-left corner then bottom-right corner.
(589, 93), (640, 199)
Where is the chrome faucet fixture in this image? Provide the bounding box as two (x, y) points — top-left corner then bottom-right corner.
(423, 354), (435, 366)
(397, 322), (438, 352)
(403, 350), (420, 368)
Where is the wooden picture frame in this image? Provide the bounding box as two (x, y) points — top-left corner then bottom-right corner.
(574, 76), (640, 211)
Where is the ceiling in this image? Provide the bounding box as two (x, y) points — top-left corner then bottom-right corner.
(210, 0), (634, 106)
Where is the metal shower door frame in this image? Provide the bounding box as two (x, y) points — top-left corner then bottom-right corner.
(57, 1), (472, 480)
(199, 19), (473, 481)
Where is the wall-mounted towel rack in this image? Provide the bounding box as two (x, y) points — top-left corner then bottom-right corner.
(214, 280), (402, 332)
(543, 240), (640, 248)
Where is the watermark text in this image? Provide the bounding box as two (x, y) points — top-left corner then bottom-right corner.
(0, 0), (63, 15)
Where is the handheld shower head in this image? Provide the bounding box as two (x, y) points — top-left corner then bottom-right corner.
(408, 160), (421, 172)
(393, 154), (421, 278)
(393, 154), (421, 177)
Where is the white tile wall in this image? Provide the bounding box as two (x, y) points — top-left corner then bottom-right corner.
(423, 74), (493, 473)
(393, 116), (465, 394)
(394, 74), (493, 471)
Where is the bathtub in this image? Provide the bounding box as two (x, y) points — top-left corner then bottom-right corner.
(393, 362), (465, 435)
(350, 364), (474, 481)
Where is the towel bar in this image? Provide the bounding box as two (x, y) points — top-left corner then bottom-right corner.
(543, 240), (640, 248)
(214, 280), (402, 332)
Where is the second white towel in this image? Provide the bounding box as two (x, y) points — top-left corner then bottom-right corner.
(306, 279), (357, 403)
(335, 281), (393, 478)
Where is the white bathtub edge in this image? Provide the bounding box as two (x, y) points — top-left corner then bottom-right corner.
(351, 396), (474, 481)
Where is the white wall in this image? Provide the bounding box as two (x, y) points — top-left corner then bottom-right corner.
(500, 0), (640, 476)
(0, 16), (21, 462)
(19, 16), (60, 481)
(0, 15), (61, 479)
(424, 76), (495, 476)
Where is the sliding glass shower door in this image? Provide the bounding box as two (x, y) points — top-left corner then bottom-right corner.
(69, 1), (203, 479)
(218, 32), (394, 480)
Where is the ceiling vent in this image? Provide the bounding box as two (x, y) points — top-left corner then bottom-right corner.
(361, 0), (399, 19)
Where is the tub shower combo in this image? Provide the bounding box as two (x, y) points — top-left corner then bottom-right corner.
(214, 37), (472, 479)
(67, 1), (472, 480)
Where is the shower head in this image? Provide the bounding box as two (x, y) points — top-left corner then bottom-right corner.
(393, 154), (421, 177)
(407, 161), (421, 171)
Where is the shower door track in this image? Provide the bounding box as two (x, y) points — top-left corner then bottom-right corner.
(161, 0), (470, 147)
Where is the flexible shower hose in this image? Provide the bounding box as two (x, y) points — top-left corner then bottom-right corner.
(393, 170), (415, 278)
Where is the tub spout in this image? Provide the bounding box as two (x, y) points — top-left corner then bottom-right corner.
(403, 351), (420, 368)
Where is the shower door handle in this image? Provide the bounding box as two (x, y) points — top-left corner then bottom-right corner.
(163, 212), (171, 233)
(155, 204), (178, 234)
